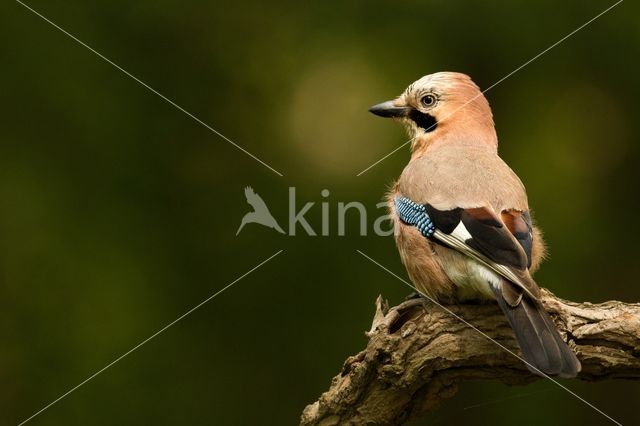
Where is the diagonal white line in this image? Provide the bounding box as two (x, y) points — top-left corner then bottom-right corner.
(356, 0), (624, 176)
(15, 0), (284, 177)
(480, 0), (623, 95)
(356, 136), (416, 177)
(356, 250), (623, 426)
(18, 249), (284, 426)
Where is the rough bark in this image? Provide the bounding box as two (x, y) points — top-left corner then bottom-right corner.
(300, 290), (640, 425)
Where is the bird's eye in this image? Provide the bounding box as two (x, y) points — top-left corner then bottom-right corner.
(421, 94), (437, 108)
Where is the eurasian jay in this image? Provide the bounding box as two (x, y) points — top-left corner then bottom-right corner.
(369, 72), (581, 378)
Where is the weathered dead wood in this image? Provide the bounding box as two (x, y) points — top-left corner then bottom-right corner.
(300, 290), (640, 425)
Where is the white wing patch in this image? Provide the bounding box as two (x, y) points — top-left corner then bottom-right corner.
(451, 220), (472, 241)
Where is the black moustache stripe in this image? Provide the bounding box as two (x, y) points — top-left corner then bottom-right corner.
(409, 110), (437, 132)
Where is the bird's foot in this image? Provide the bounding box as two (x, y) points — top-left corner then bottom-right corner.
(404, 291), (423, 301)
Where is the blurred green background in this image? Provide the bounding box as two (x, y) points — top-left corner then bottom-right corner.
(2, 0), (639, 424)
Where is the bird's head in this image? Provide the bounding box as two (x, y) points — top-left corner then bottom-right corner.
(369, 72), (497, 152)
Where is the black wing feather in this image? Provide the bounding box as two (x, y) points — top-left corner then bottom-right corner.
(425, 204), (528, 270)
(461, 209), (528, 270)
(424, 205), (462, 234)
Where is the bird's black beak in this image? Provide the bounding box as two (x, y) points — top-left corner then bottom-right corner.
(368, 100), (410, 118)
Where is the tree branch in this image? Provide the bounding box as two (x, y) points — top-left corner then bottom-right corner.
(300, 290), (640, 425)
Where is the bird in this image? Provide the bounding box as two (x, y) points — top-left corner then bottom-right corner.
(236, 186), (285, 235)
(369, 71), (581, 378)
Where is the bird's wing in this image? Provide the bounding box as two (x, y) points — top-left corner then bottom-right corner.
(397, 198), (580, 377)
(244, 186), (269, 212)
(396, 197), (538, 301)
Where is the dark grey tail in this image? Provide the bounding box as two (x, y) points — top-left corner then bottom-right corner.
(492, 283), (581, 378)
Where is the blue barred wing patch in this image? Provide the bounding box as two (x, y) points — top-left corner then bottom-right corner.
(395, 196), (436, 238)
